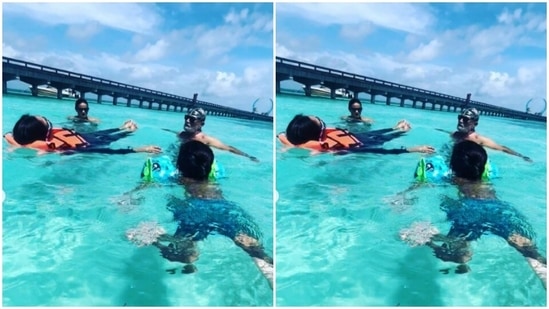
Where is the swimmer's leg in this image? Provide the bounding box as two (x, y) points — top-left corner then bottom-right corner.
(426, 233), (473, 265)
(354, 130), (406, 147)
(153, 234), (200, 265)
(234, 233), (273, 289)
(507, 233), (547, 289)
(81, 130), (133, 146)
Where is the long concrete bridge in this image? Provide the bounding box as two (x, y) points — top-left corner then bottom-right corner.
(2, 57), (272, 122)
(276, 57), (546, 122)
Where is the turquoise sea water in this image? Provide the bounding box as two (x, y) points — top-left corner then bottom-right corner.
(2, 93), (273, 306)
(275, 93), (547, 306)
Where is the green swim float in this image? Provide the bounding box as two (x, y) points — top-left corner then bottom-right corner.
(414, 155), (498, 182)
(141, 155), (225, 183)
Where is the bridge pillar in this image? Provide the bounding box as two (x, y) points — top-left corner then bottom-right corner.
(276, 81), (281, 94)
(330, 88), (336, 99)
(98, 94), (103, 104)
(126, 97), (131, 107)
(421, 101), (426, 109)
(113, 97), (118, 106)
(400, 98), (405, 107)
(139, 100), (143, 108)
(386, 96), (391, 106)
(30, 85), (38, 96)
(3, 80), (7, 94)
(56, 88), (63, 99)
(412, 100), (417, 108)
(370, 94), (376, 104)
(148, 102), (152, 109)
(304, 85), (311, 97)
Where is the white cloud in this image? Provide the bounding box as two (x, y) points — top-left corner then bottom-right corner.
(478, 71), (515, 97)
(66, 22), (101, 40)
(224, 8), (249, 24)
(340, 23), (373, 40)
(407, 39), (442, 62)
(497, 8), (522, 24)
(276, 43), (294, 59)
(2, 44), (19, 58)
(277, 3), (435, 35)
(205, 71), (242, 97)
(3, 3), (161, 35)
(134, 39), (170, 62)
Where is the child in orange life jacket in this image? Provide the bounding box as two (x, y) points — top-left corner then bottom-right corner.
(277, 114), (435, 155)
(4, 114), (161, 154)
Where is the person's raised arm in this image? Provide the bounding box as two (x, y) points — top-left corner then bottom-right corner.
(205, 135), (259, 162)
(478, 135), (532, 162)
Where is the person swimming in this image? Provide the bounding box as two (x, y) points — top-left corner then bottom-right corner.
(341, 98), (374, 124)
(440, 108), (532, 162)
(423, 141), (546, 288)
(67, 98), (100, 124)
(4, 114), (161, 154)
(134, 141), (273, 287)
(278, 114), (434, 155)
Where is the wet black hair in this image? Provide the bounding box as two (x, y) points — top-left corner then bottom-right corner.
(285, 114), (322, 145)
(176, 140), (214, 181)
(450, 140), (487, 181)
(12, 114), (49, 145)
(75, 98), (89, 110)
(348, 98), (362, 110)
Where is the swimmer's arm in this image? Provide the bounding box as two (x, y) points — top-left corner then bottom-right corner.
(361, 116), (374, 124)
(478, 136), (532, 162)
(206, 136), (259, 162)
(435, 128), (453, 135)
(162, 128), (180, 135)
(346, 145), (435, 155)
(69, 145), (161, 155)
(87, 117), (100, 124)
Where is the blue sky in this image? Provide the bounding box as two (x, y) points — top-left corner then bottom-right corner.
(3, 3), (273, 112)
(276, 3), (547, 113)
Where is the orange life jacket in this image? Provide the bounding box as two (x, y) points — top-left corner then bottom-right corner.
(4, 128), (89, 151)
(277, 128), (363, 151)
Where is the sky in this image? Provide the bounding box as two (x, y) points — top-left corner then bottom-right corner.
(2, 3), (273, 112)
(276, 3), (547, 113)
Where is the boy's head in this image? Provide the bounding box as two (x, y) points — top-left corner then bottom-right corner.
(285, 114), (324, 145)
(176, 140), (214, 181)
(450, 140), (487, 181)
(12, 114), (51, 145)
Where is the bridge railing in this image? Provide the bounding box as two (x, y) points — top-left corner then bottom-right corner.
(277, 57), (521, 113)
(4, 56), (249, 113)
